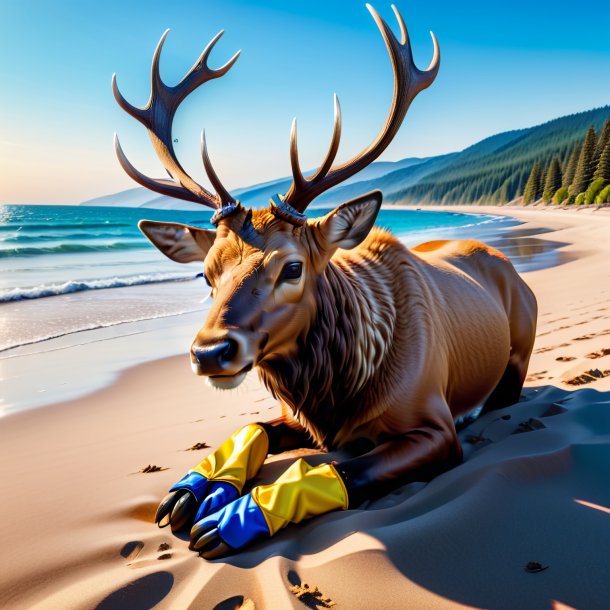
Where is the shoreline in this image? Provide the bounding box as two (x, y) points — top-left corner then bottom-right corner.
(0, 206), (563, 416)
(2, 206), (610, 608)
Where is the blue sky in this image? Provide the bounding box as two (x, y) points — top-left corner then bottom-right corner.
(1, 0), (609, 204)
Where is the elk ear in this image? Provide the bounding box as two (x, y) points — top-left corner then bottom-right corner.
(316, 190), (382, 250)
(138, 220), (216, 263)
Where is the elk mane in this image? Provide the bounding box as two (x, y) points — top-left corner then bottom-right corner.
(258, 229), (400, 449)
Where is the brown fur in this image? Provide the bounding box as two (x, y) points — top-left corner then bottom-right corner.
(257, 223), (537, 450)
(142, 198), (537, 493)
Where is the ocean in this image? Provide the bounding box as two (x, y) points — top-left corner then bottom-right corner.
(0, 204), (518, 414)
(0, 204), (510, 304)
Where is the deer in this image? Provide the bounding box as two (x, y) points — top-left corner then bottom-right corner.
(113, 4), (537, 559)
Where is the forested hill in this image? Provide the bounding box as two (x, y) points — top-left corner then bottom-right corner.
(389, 106), (610, 205)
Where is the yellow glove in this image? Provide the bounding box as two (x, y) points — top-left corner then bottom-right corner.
(190, 423), (269, 489)
(252, 458), (348, 535)
(190, 458), (348, 557)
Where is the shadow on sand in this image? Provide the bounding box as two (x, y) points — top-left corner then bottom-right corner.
(207, 384), (610, 609)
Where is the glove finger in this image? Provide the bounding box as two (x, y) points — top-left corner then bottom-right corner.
(155, 490), (183, 527)
(169, 472), (211, 503)
(191, 493), (270, 556)
(194, 482), (239, 522)
(169, 491), (199, 533)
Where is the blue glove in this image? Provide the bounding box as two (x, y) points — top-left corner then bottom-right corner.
(155, 424), (269, 532)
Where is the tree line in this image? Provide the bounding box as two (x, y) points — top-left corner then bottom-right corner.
(522, 117), (610, 205)
(391, 107), (610, 206)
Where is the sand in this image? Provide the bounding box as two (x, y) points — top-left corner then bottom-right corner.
(1, 205), (610, 609)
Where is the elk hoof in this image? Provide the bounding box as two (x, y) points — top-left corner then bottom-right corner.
(189, 526), (231, 559)
(155, 490), (197, 532)
(169, 491), (198, 533)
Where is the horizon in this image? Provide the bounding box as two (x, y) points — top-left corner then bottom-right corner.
(1, 0), (609, 205)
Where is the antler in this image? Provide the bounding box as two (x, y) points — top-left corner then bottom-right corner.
(113, 30), (240, 221)
(275, 4), (440, 222)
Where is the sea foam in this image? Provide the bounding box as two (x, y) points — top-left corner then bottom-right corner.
(0, 272), (196, 302)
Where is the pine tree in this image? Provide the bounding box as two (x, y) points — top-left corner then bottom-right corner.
(542, 157), (562, 202)
(522, 162), (542, 204)
(562, 143), (580, 188)
(570, 127), (597, 196)
(595, 118), (610, 163)
(536, 165), (544, 200)
(594, 139), (610, 182)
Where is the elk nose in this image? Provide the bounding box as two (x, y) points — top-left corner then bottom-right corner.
(191, 340), (238, 375)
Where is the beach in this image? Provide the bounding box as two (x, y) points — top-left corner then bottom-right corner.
(1, 205), (610, 609)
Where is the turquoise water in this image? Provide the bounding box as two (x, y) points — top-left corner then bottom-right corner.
(0, 204), (508, 302)
(0, 204), (517, 355)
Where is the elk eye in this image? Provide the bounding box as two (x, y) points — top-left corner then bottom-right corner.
(280, 262), (302, 281)
(196, 272), (212, 287)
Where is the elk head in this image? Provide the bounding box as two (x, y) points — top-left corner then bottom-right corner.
(113, 5), (439, 390)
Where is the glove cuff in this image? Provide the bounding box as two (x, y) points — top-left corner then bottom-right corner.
(251, 459), (348, 536)
(191, 423), (269, 492)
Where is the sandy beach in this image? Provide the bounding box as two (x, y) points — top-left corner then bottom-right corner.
(1, 205), (610, 609)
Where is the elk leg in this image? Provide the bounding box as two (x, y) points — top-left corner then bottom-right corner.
(259, 414), (317, 454)
(333, 423), (463, 507)
(480, 362), (524, 413)
(191, 423), (462, 558)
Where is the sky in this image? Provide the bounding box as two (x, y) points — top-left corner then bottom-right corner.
(1, 0), (609, 204)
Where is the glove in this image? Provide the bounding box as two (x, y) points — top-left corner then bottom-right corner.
(155, 423), (269, 532)
(190, 458), (348, 558)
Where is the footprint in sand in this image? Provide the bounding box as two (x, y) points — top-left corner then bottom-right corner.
(513, 418), (547, 434)
(546, 316), (569, 324)
(137, 464), (168, 474)
(556, 356), (576, 362)
(121, 540), (173, 569)
(586, 348), (610, 359)
(526, 370), (548, 382)
(120, 540), (144, 561)
(213, 597), (256, 610)
(185, 442), (210, 451)
(538, 318), (597, 337)
(287, 570), (336, 609)
(540, 403), (568, 417)
(534, 343), (571, 355)
(565, 369), (610, 386)
(574, 328), (610, 341)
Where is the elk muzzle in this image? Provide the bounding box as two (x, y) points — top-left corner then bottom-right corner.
(191, 330), (262, 389)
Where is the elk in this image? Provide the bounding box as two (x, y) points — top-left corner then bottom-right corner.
(113, 5), (537, 558)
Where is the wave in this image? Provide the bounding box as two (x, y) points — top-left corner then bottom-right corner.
(392, 213), (513, 240)
(0, 231), (133, 243)
(0, 272), (198, 302)
(0, 241), (148, 258)
(0, 221), (131, 231)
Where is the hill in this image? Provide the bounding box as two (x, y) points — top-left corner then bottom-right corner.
(393, 106), (610, 205)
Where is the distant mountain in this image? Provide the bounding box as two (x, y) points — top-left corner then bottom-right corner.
(83, 106), (610, 209)
(81, 188), (204, 210)
(82, 157), (429, 210)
